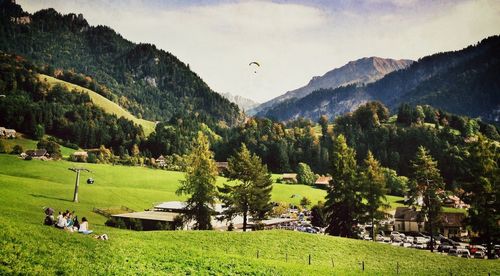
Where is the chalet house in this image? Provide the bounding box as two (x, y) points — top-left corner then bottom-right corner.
(394, 207), (423, 232)
(73, 151), (88, 158)
(315, 176), (332, 188)
(443, 195), (469, 209)
(282, 173), (297, 184)
(25, 149), (48, 159)
(440, 212), (468, 238)
(0, 127), (16, 138)
(215, 162), (229, 174)
(156, 155), (166, 168)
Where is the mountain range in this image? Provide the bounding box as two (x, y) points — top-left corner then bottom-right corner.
(250, 57), (413, 115)
(260, 36), (500, 122)
(220, 92), (260, 111)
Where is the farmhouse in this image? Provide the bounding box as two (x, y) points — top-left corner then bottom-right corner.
(215, 161), (228, 173)
(0, 127), (16, 138)
(440, 212), (467, 238)
(443, 195), (469, 209)
(315, 176), (332, 187)
(25, 149), (48, 159)
(282, 173), (297, 184)
(394, 207), (422, 232)
(156, 155), (166, 167)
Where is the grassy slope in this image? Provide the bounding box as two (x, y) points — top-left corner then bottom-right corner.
(1, 134), (77, 158)
(0, 155), (497, 275)
(38, 74), (156, 136)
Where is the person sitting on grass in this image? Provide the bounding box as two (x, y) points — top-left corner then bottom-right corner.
(55, 212), (67, 229)
(78, 217), (93, 234)
(73, 216), (80, 230)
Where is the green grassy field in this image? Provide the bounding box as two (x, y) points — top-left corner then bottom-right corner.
(39, 74), (156, 136)
(1, 134), (77, 158)
(0, 154), (497, 275)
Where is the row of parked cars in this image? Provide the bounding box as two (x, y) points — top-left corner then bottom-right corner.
(363, 230), (499, 259)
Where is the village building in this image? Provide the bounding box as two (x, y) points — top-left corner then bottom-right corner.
(156, 155), (166, 168)
(281, 173), (297, 184)
(440, 212), (468, 238)
(215, 161), (229, 175)
(25, 149), (48, 159)
(443, 195), (469, 209)
(394, 207), (423, 232)
(314, 176), (332, 188)
(111, 201), (297, 231)
(0, 127), (16, 138)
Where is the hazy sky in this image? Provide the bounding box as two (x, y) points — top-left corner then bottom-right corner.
(19, 0), (500, 102)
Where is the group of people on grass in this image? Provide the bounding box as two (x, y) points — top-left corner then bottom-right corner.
(43, 207), (108, 240)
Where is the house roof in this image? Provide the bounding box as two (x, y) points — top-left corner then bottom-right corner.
(154, 201), (225, 213)
(73, 151), (88, 156)
(394, 207), (419, 221)
(156, 155), (165, 160)
(26, 149), (47, 157)
(441, 212), (465, 227)
(282, 173), (297, 179)
(315, 176), (332, 185)
(216, 162), (228, 168)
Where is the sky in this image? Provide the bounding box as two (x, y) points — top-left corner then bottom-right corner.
(18, 0), (500, 103)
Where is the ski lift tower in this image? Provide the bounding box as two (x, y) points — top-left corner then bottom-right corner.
(68, 167), (91, 202)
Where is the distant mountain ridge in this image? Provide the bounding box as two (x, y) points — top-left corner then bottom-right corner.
(251, 57), (413, 115)
(220, 92), (260, 111)
(262, 36), (500, 122)
(0, 0), (242, 127)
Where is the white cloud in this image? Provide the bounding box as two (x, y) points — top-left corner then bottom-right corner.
(18, 0), (500, 102)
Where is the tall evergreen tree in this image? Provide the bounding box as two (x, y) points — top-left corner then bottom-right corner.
(219, 144), (273, 231)
(324, 134), (362, 237)
(360, 151), (388, 241)
(176, 132), (218, 230)
(407, 146), (444, 252)
(461, 135), (499, 258)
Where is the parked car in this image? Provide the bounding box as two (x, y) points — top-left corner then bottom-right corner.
(459, 249), (471, 258)
(473, 251), (486, 259)
(438, 244), (453, 253)
(375, 234), (384, 242)
(401, 242), (413, 248)
(448, 248), (470, 258)
(390, 231), (400, 240)
(383, 237), (392, 243)
(413, 242), (426, 249)
(404, 236), (414, 243)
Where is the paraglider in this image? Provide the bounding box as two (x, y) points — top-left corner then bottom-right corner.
(249, 61), (260, 73)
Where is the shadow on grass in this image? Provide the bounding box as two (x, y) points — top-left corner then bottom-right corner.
(30, 194), (72, 202)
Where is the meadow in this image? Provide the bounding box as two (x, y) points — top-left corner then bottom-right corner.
(0, 154), (497, 275)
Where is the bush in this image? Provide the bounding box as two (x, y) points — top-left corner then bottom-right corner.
(87, 153), (97, 163)
(297, 162), (317, 185)
(11, 145), (23, 155)
(0, 140), (6, 153)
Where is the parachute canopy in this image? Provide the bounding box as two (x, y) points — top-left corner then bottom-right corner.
(249, 61), (260, 67)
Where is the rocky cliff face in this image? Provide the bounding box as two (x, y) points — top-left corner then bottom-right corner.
(220, 92), (260, 111)
(250, 57), (412, 115)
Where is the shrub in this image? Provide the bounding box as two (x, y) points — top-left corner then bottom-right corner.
(11, 145), (23, 155)
(297, 163), (317, 185)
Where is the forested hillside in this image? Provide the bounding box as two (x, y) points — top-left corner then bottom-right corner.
(0, 0), (242, 126)
(262, 36), (500, 122)
(214, 101), (500, 190)
(0, 52), (144, 153)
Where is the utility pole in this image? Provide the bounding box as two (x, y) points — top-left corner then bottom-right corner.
(69, 167), (90, 202)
